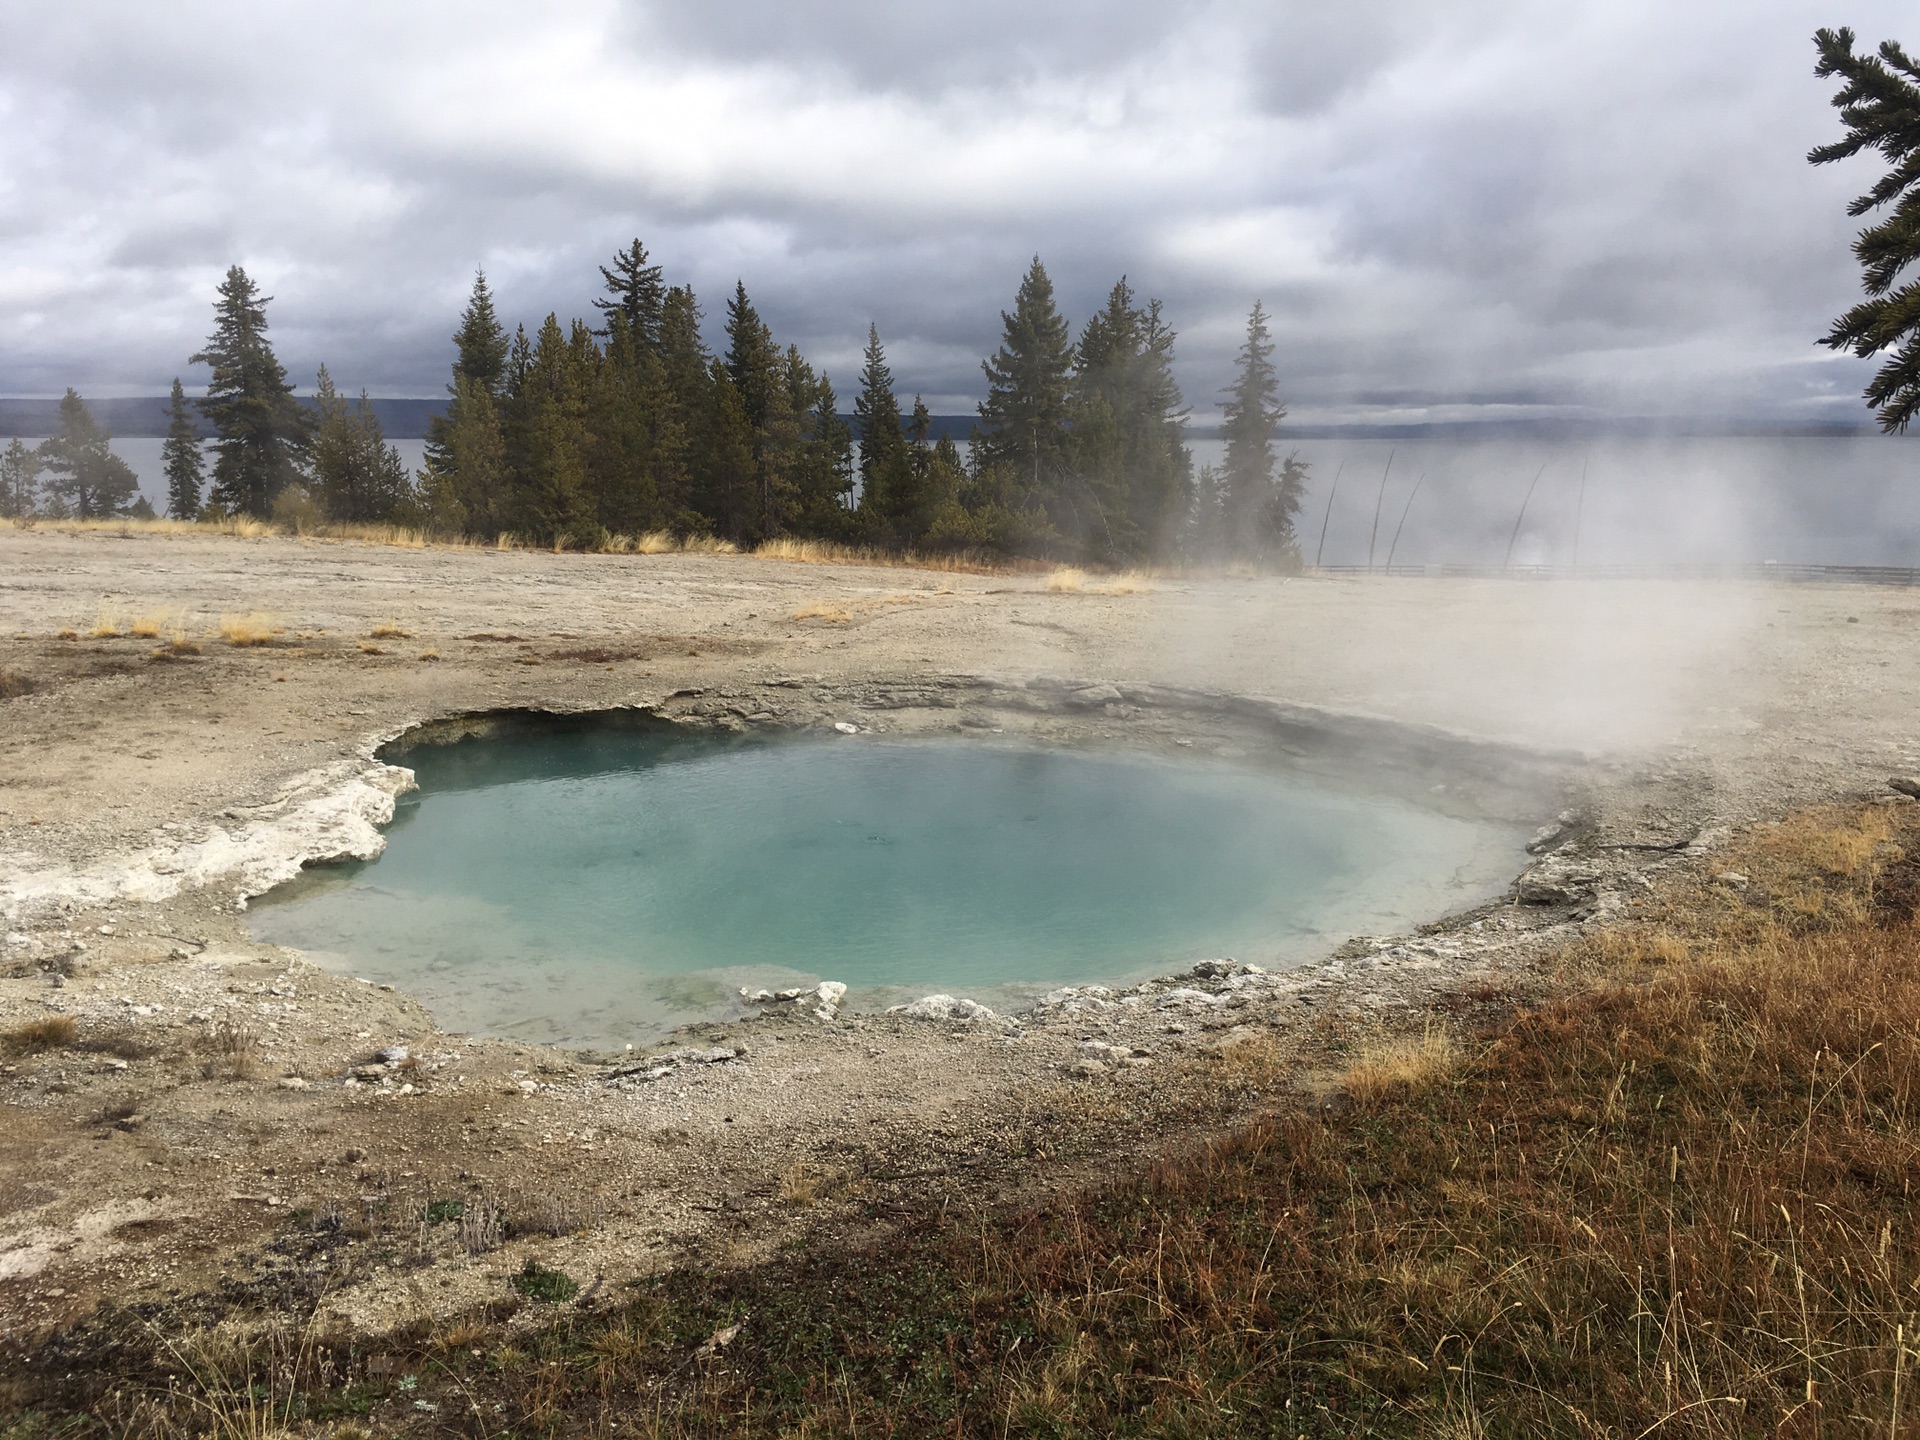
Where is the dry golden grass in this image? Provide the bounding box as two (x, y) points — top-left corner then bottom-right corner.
(1044, 566), (1158, 595)
(417, 650), (440, 662)
(1341, 1020), (1456, 1104)
(777, 1162), (830, 1208)
(791, 601), (854, 623)
(368, 622), (411, 639)
(4, 1014), (77, 1052)
(356, 643), (386, 655)
(754, 535), (1020, 575)
(86, 603), (122, 638)
(128, 607), (183, 639)
(216, 612), (282, 647)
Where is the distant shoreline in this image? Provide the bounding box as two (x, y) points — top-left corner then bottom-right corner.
(0, 395), (1889, 442)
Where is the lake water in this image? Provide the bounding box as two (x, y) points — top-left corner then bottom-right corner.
(247, 728), (1523, 1047)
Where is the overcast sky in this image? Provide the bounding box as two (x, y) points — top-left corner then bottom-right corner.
(0, 1), (1908, 423)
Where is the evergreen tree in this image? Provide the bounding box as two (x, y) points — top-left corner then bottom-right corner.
(853, 325), (913, 543)
(723, 283), (795, 542)
(311, 366), (415, 523)
(975, 257), (1075, 513)
(1218, 301), (1304, 565)
(1811, 27), (1920, 431)
(513, 315), (598, 545)
(788, 368), (854, 538)
(595, 239), (666, 351)
(704, 364), (757, 542)
(657, 286), (716, 534)
(422, 271), (511, 532)
(0, 438), (43, 518)
(586, 310), (665, 537)
(161, 378), (205, 519)
(38, 389), (139, 518)
(191, 266), (310, 517)
(1074, 280), (1191, 560)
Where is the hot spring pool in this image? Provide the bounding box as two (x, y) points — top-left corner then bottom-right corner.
(248, 727), (1526, 1045)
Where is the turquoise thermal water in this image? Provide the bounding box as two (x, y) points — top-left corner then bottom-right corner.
(247, 729), (1524, 1046)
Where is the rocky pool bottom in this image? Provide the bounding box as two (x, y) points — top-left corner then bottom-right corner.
(247, 725), (1528, 1047)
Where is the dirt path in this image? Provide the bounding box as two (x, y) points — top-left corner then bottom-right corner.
(1, 526), (1915, 1343)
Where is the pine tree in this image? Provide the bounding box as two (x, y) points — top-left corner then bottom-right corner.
(39, 389), (140, 518)
(1811, 28), (1920, 431)
(1073, 281), (1191, 561)
(422, 271), (511, 532)
(161, 378), (205, 519)
(1219, 301), (1304, 566)
(311, 366), (415, 523)
(586, 310), (664, 537)
(853, 325), (913, 544)
(788, 368), (854, 538)
(191, 266), (310, 517)
(0, 438), (43, 518)
(704, 364), (756, 542)
(595, 239), (666, 351)
(723, 283), (793, 542)
(976, 257), (1075, 511)
(514, 315), (599, 546)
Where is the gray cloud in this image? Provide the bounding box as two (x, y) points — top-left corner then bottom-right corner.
(0, 0), (1904, 423)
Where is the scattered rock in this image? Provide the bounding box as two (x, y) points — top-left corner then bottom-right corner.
(833, 721), (859, 735)
(1516, 860), (1602, 906)
(276, 1076), (311, 1091)
(375, 1045), (409, 1065)
(1066, 1058), (1108, 1078)
(892, 994), (997, 1022)
(1891, 776), (1920, 800)
(1065, 683), (1122, 709)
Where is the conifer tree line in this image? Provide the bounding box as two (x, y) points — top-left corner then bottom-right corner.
(2, 248), (1310, 566)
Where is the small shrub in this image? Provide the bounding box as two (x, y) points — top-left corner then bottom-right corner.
(417, 650), (441, 662)
(356, 643), (386, 655)
(369, 623), (410, 639)
(87, 605), (121, 638)
(1044, 567), (1087, 593)
(5, 1015), (77, 1053)
(511, 1261), (579, 1303)
(424, 1198), (465, 1225)
(0, 667), (35, 699)
(204, 1020), (262, 1080)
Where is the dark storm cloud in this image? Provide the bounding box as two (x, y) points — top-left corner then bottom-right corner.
(0, 0), (1905, 422)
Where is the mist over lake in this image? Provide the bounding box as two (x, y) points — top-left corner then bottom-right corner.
(67, 433), (1919, 568)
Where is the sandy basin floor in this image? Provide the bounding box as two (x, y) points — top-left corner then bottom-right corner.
(1, 526), (1916, 1340)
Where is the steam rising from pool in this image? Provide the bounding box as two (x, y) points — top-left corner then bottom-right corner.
(249, 729), (1524, 1046)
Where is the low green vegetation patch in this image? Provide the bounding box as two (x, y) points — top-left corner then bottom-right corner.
(511, 1260), (580, 1304)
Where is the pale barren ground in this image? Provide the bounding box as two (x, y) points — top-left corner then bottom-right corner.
(0, 526), (1915, 1342)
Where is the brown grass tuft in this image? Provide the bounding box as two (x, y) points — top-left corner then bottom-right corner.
(5, 1014), (77, 1052)
(791, 601), (854, 623)
(777, 1162), (830, 1208)
(87, 604), (122, 638)
(217, 612), (283, 647)
(1341, 1021), (1456, 1104)
(368, 622), (411, 639)
(1044, 566), (1087, 593)
(0, 666), (35, 699)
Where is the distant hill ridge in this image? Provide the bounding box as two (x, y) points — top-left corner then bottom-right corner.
(0, 397), (1879, 442)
